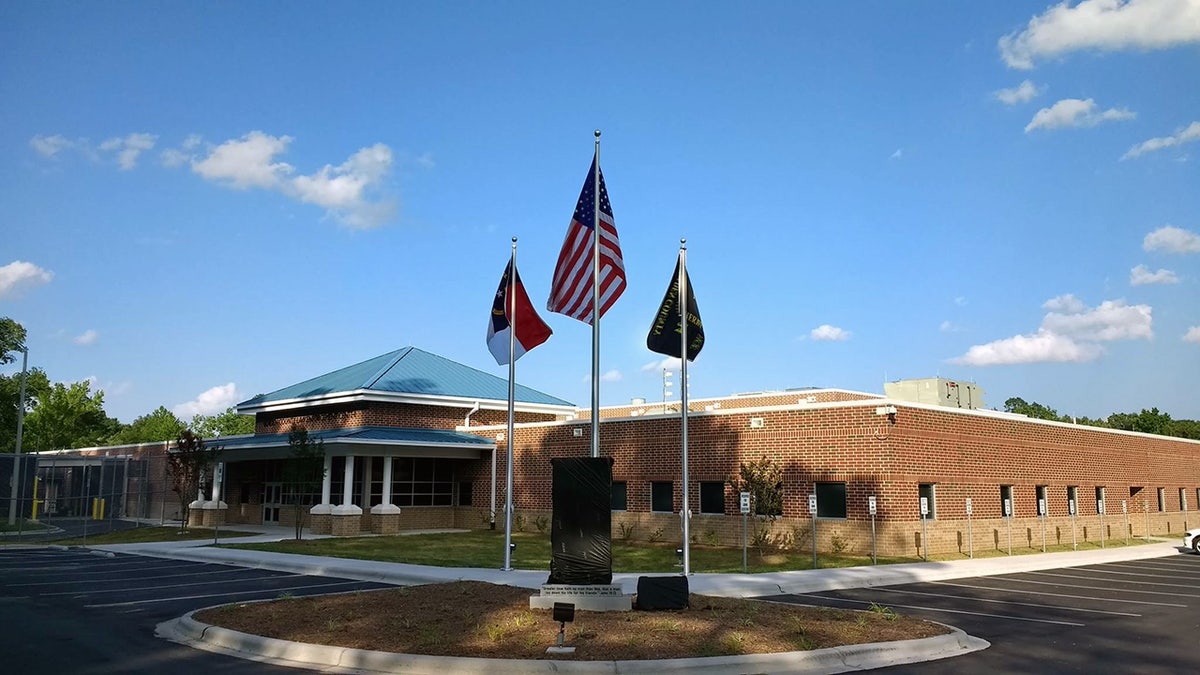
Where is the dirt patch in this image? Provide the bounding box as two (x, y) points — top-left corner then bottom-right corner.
(194, 581), (949, 661)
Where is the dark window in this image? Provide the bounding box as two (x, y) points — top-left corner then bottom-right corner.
(919, 483), (936, 520)
(1157, 488), (1166, 512)
(390, 458), (455, 507)
(651, 481), (674, 513)
(611, 481), (627, 511)
(457, 481), (472, 507)
(815, 482), (847, 518)
(699, 482), (725, 514)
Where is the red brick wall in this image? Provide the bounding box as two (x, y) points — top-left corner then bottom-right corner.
(255, 401), (553, 434)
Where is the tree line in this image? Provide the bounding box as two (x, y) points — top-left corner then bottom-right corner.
(1002, 397), (1200, 441)
(1, 317), (254, 453)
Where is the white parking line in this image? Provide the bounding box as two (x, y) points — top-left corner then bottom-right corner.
(1027, 570), (1200, 589)
(1098, 560), (1200, 573)
(5, 561), (218, 579)
(86, 580), (369, 608)
(930, 581), (1188, 606)
(43, 573), (305, 597)
(800, 593), (1086, 627)
(9, 567), (251, 587)
(1073, 564), (1200, 579)
(870, 587), (1141, 616)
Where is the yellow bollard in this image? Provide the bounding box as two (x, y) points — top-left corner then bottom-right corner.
(100, 498), (106, 520)
(92, 498), (99, 520)
(31, 477), (40, 521)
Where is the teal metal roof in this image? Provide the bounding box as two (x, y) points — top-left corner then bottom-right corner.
(208, 426), (495, 450)
(240, 347), (573, 408)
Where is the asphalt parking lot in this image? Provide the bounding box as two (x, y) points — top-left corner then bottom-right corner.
(763, 549), (1200, 673)
(0, 546), (393, 674)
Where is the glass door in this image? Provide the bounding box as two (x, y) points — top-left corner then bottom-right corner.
(262, 482), (282, 523)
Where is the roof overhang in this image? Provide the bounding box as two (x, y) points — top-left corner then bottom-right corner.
(237, 388), (575, 418)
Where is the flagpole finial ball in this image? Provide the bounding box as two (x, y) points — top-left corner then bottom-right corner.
(594, 129), (601, 138)
(512, 236), (517, 243)
(681, 238), (686, 244)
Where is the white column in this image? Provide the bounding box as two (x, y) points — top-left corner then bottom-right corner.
(371, 456), (401, 515)
(311, 455), (333, 515)
(332, 455), (362, 515)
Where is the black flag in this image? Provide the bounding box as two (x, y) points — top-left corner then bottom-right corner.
(647, 258), (704, 361)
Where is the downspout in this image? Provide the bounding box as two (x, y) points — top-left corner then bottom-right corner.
(464, 401), (482, 427)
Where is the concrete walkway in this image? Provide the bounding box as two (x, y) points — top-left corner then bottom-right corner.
(92, 523), (1186, 674)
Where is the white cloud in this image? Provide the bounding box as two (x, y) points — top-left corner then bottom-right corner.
(191, 131), (295, 189)
(1024, 98), (1135, 132)
(99, 133), (157, 170)
(811, 324), (852, 341)
(173, 382), (240, 418)
(415, 152), (435, 168)
(1129, 264), (1179, 285)
(1123, 121), (1200, 159)
(994, 79), (1041, 105)
(954, 296), (968, 306)
(73, 329), (99, 346)
(1042, 293), (1086, 313)
(1143, 225), (1200, 253)
(939, 320), (964, 333)
(601, 369), (622, 382)
(642, 358), (682, 373)
(289, 143), (395, 229)
(0, 260), (54, 298)
(952, 295), (1152, 365)
(951, 331), (1104, 365)
(999, 0), (1200, 70)
(30, 134), (74, 158)
(1184, 326), (1200, 343)
(890, 149), (902, 160)
(160, 134), (204, 167)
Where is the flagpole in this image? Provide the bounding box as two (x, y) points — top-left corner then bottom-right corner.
(679, 240), (691, 576)
(590, 130), (601, 459)
(504, 237), (517, 571)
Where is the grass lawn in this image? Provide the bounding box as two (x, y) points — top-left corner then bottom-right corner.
(58, 526), (260, 546)
(0, 520), (49, 533)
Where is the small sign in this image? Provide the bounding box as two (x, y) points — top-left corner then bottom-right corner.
(1003, 498), (1012, 517)
(739, 491), (751, 515)
(808, 494), (817, 515)
(965, 497), (973, 515)
(1121, 500), (1127, 514)
(215, 462), (224, 484)
(1038, 498), (1046, 516)
(1069, 499), (1076, 515)
(868, 496), (877, 515)
(920, 497), (929, 516)
(1098, 499), (1105, 514)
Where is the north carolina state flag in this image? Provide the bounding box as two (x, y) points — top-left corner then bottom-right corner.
(487, 256), (552, 365)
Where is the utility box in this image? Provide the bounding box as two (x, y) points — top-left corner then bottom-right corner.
(884, 378), (986, 410)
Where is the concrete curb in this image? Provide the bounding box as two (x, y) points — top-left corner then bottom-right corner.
(158, 610), (989, 674)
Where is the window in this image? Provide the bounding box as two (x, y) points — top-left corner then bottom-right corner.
(1157, 487), (1166, 512)
(1181, 488), (1188, 513)
(1067, 486), (1078, 515)
(919, 483), (936, 520)
(1036, 485), (1047, 516)
(457, 481), (472, 507)
(390, 458), (455, 506)
(1096, 486), (1106, 514)
(651, 481), (674, 513)
(1000, 485), (1013, 517)
(816, 482), (847, 518)
(699, 482), (725, 514)
(611, 481), (627, 511)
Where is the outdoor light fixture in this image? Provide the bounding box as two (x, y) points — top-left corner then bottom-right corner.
(552, 602), (575, 648)
(509, 542), (516, 553)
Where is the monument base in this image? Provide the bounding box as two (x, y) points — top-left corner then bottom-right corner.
(529, 584), (632, 612)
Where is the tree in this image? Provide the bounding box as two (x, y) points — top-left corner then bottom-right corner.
(1169, 419), (1200, 441)
(165, 430), (221, 531)
(0, 367), (50, 453)
(23, 380), (116, 450)
(190, 407), (255, 438)
(0, 317), (26, 365)
(1003, 397), (1061, 421)
(735, 456), (783, 518)
(111, 406), (186, 445)
(1107, 408), (1174, 436)
(283, 426), (326, 540)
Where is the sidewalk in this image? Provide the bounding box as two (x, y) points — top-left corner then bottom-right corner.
(93, 525), (1186, 674)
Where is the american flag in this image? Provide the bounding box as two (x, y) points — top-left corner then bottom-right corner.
(547, 153), (626, 323)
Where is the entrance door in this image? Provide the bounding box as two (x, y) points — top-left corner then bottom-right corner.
(262, 482), (283, 523)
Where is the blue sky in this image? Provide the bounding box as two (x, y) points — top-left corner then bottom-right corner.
(3, 1), (1199, 424)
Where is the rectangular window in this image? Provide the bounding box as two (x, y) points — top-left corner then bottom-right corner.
(1036, 485), (1047, 516)
(457, 481), (472, 507)
(1157, 487), (1166, 512)
(918, 483), (936, 520)
(1096, 486), (1106, 514)
(699, 482), (725, 514)
(816, 482), (847, 518)
(1000, 485), (1013, 517)
(1067, 486), (1078, 515)
(390, 457), (455, 507)
(611, 481), (627, 511)
(651, 481), (674, 513)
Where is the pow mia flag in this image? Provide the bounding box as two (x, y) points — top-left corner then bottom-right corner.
(647, 256), (705, 361)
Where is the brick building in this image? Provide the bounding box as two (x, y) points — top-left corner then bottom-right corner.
(37, 346), (1200, 557)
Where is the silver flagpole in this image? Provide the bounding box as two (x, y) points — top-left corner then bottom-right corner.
(679, 240), (691, 576)
(503, 237), (517, 570)
(590, 130), (601, 459)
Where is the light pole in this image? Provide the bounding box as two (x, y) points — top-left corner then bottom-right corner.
(7, 347), (29, 526)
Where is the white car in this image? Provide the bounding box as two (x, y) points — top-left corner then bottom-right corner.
(1186, 528), (1200, 553)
